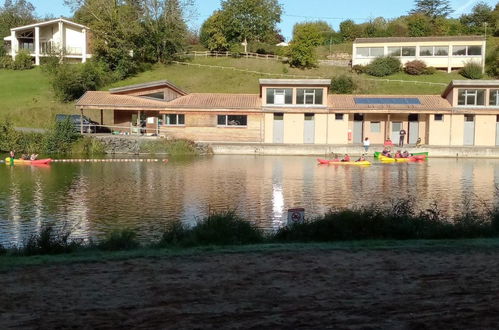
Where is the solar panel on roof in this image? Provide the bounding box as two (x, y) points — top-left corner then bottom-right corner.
(354, 97), (421, 105)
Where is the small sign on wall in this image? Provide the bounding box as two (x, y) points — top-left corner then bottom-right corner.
(287, 208), (305, 225)
(147, 117), (155, 124)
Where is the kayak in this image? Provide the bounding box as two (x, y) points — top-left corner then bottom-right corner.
(317, 158), (371, 166)
(379, 155), (426, 162)
(374, 151), (428, 158)
(5, 157), (53, 165)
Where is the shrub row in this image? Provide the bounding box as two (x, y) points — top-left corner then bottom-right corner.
(0, 50), (33, 70)
(0, 120), (105, 156)
(3, 200), (499, 257)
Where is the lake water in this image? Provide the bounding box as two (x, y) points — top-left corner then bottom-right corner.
(1, 155), (499, 246)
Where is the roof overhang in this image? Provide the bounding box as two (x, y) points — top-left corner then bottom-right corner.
(3, 36), (12, 41)
(259, 79), (331, 86)
(354, 36), (486, 44)
(109, 80), (188, 96)
(11, 18), (89, 32)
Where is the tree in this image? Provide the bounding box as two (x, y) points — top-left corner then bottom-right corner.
(0, 0), (36, 39)
(288, 22), (323, 68)
(406, 14), (432, 37)
(409, 0), (453, 20)
(200, 0), (282, 49)
(219, 0), (282, 44)
(460, 2), (495, 35)
(200, 11), (230, 51)
(339, 19), (362, 41)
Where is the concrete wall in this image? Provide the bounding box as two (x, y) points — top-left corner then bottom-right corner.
(363, 114), (386, 144)
(264, 113), (273, 143)
(65, 25), (84, 54)
(428, 114), (450, 145)
(315, 114), (328, 144)
(450, 115), (464, 146)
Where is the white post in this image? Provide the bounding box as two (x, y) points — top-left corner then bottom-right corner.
(82, 28), (87, 63)
(58, 20), (64, 57)
(10, 30), (17, 60)
(34, 26), (40, 65)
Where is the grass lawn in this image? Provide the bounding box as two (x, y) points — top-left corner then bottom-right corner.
(0, 68), (74, 128)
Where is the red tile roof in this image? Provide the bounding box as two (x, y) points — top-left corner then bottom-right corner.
(164, 93), (261, 109)
(76, 91), (169, 109)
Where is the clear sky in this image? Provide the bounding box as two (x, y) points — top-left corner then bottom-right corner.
(6, 0), (498, 40)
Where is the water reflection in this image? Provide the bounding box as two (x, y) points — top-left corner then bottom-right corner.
(1, 156), (499, 246)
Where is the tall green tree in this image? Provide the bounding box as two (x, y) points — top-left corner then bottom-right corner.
(460, 2), (495, 35)
(199, 11), (230, 51)
(288, 22), (323, 68)
(406, 13), (433, 36)
(0, 0), (36, 39)
(339, 19), (362, 41)
(409, 0), (453, 20)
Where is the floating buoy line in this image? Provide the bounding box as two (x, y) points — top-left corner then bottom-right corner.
(52, 159), (165, 163)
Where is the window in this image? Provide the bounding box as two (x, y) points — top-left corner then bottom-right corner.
(388, 47), (401, 56)
(217, 115), (247, 126)
(419, 46), (448, 56)
(419, 46), (433, 56)
(304, 113), (315, 120)
(434, 114), (444, 121)
(457, 89), (485, 106)
(266, 88), (292, 105)
(296, 89), (323, 105)
(143, 92), (164, 100)
(335, 113), (344, 120)
(388, 46), (415, 57)
(401, 46), (416, 56)
(274, 113), (283, 120)
(159, 114), (184, 126)
(464, 114), (475, 122)
(356, 47), (384, 57)
(490, 90), (499, 106)
(370, 121), (381, 133)
(453, 45), (482, 56)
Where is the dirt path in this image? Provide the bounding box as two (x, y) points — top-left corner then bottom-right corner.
(1, 248), (499, 329)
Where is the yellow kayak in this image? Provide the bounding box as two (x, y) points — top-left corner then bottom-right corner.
(5, 157), (52, 165)
(379, 155), (395, 163)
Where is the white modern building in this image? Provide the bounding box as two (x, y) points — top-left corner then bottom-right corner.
(3, 18), (92, 65)
(352, 36), (486, 73)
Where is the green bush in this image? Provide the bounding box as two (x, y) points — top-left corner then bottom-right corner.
(11, 50), (33, 70)
(424, 66), (437, 75)
(159, 211), (264, 247)
(248, 42), (278, 55)
(140, 139), (200, 155)
(366, 56), (401, 77)
(98, 229), (140, 251)
(0, 56), (13, 69)
(330, 75), (356, 94)
(50, 61), (110, 102)
(43, 118), (81, 154)
(404, 60), (428, 75)
(460, 61), (483, 79)
(351, 64), (367, 74)
(486, 47), (499, 78)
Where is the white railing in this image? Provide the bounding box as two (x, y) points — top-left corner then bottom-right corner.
(181, 51), (283, 61)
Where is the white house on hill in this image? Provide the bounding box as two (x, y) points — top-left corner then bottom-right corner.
(3, 18), (92, 65)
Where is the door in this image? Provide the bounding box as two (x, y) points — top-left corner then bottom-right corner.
(408, 114), (419, 144)
(304, 114), (315, 144)
(464, 114), (475, 146)
(391, 122), (402, 142)
(353, 114), (364, 144)
(273, 113), (284, 143)
(496, 115), (499, 146)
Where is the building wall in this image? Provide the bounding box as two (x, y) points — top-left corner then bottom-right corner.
(314, 114), (328, 144)
(283, 113), (304, 143)
(65, 25), (85, 54)
(328, 114), (349, 144)
(450, 114), (464, 146)
(364, 114), (386, 144)
(475, 115), (496, 146)
(264, 113), (273, 143)
(428, 114), (451, 145)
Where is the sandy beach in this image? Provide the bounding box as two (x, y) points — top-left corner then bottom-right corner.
(1, 247), (499, 329)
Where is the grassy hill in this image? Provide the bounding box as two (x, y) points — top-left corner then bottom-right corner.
(0, 55), (492, 128)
